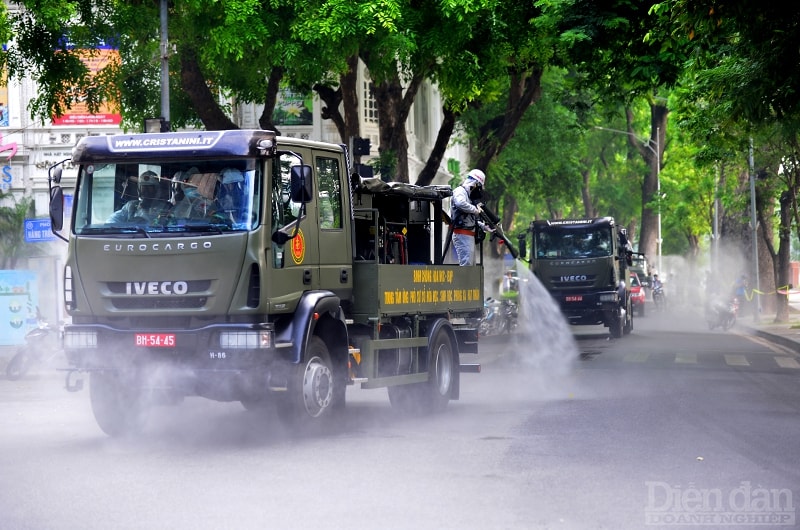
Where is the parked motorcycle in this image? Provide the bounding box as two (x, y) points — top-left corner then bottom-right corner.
(478, 297), (518, 336)
(499, 297), (518, 334)
(706, 297), (738, 331)
(5, 309), (64, 381)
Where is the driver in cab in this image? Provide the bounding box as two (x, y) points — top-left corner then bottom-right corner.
(107, 170), (167, 223)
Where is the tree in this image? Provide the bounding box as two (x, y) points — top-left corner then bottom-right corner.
(0, 194), (35, 269)
(667, 1), (800, 322)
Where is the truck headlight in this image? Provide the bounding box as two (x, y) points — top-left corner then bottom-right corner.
(220, 330), (272, 349)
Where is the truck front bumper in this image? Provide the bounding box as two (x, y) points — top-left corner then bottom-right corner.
(61, 322), (288, 401)
(556, 290), (619, 326)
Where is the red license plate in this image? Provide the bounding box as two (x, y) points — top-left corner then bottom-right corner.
(565, 295), (583, 302)
(135, 333), (176, 348)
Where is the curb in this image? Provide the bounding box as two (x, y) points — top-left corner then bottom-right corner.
(741, 326), (800, 356)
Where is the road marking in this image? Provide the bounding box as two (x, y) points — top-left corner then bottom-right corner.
(675, 352), (697, 364)
(624, 351), (650, 362)
(775, 357), (800, 369)
(724, 354), (750, 366)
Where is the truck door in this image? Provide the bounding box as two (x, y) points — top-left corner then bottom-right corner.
(268, 151), (321, 309)
(313, 150), (352, 298)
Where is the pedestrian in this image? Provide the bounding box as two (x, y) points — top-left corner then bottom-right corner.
(450, 168), (493, 266)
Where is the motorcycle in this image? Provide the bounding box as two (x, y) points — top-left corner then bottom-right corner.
(652, 285), (666, 311)
(5, 309), (64, 381)
(706, 297), (738, 331)
(499, 296), (518, 334)
(478, 297), (518, 336)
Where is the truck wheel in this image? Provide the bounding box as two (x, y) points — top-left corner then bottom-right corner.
(609, 311), (623, 339)
(89, 371), (143, 437)
(623, 305), (633, 335)
(277, 336), (336, 427)
(388, 327), (455, 414)
(427, 329), (456, 412)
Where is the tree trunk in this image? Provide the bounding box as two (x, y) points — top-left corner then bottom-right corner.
(258, 66), (284, 134)
(415, 106), (457, 186)
(628, 103), (667, 273)
(473, 69), (543, 170)
(773, 190), (792, 322)
(179, 48), (238, 131)
(580, 166), (594, 217)
(371, 69), (421, 183)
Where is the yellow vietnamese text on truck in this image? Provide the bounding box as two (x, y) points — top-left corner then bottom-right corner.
(47, 130), (485, 436)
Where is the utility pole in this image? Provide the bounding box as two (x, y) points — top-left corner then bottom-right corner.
(160, 0), (170, 125)
(656, 126), (661, 276)
(749, 138), (760, 321)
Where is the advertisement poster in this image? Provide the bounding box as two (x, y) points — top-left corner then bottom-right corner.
(51, 46), (122, 126)
(0, 63), (8, 127)
(0, 270), (39, 346)
(273, 88), (313, 126)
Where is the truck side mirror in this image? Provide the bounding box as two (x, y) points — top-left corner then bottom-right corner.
(49, 186), (64, 231)
(290, 165), (313, 203)
(517, 233), (527, 259)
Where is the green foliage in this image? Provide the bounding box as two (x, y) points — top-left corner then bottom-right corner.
(0, 194), (36, 269)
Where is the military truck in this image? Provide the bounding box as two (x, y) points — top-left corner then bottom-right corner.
(47, 130), (484, 436)
(516, 217), (634, 338)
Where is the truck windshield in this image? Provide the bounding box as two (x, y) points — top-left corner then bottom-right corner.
(71, 160), (260, 234)
(534, 227), (612, 258)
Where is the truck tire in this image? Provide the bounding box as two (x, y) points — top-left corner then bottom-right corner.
(427, 328), (456, 412)
(277, 336), (336, 427)
(89, 371), (144, 437)
(623, 305), (633, 335)
(609, 310), (623, 339)
(387, 326), (455, 414)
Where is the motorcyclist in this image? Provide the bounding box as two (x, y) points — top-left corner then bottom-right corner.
(651, 273), (666, 308)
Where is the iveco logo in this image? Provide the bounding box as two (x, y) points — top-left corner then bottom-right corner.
(126, 281), (189, 295)
(103, 241), (212, 252)
(560, 275), (588, 282)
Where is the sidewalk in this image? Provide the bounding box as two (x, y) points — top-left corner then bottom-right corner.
(739, 294), (800, 355)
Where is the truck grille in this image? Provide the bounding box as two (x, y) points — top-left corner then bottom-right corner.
(112, 297), (207, 310)
(549, 275), (597, 289)
(106, 280), (211, 310)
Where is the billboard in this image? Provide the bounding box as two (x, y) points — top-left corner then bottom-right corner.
(51, 45), (122, 126)
(0, 270), (39, 346)
(0, 63), (8, 127)
(273, 88), (313, 126)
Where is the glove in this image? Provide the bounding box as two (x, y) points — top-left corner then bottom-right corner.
(476, 205), (483, 215)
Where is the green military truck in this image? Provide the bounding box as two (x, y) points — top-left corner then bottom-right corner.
(516, 217), (634, 338)
(48, 130), (484, 436)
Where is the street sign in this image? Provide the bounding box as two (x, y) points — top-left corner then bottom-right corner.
(24, 218), (57, 242)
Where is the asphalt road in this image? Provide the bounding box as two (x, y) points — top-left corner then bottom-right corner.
(1, 306), (799, 530)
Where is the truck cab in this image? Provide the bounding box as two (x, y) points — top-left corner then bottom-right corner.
(47, 130), (484, 436)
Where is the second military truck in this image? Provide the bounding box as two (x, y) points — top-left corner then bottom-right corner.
(517, 217), (634, 338)
(48, 129), (485, 436)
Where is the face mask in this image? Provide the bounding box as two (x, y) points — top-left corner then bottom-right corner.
(469, 185), (484, 201)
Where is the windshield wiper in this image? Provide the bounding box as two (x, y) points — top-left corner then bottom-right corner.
(180, 222), (227, 234)
(79, 225), (152, 237)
